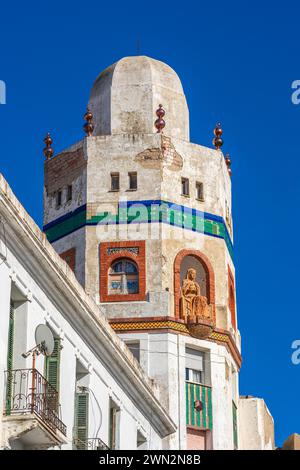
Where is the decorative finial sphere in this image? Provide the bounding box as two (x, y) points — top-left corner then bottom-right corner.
(225, 153), (232, 177)
(212, 122), (224, 150)
(43, 133), (54, 160)
(155, 104), (166, 133)
(83, 108), (94, 137)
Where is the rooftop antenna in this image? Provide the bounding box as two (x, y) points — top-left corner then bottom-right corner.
(22, 324), (54, 412)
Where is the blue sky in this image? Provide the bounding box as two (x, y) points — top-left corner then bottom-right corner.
(1, 0), (299, 446)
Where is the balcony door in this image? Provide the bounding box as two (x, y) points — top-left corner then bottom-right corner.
(186, 428), (208, 450)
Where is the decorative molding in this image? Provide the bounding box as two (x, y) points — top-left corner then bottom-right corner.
(43, 200), (234, 260)
(107, 247), (139, 256)
(109, 317), (242, 369)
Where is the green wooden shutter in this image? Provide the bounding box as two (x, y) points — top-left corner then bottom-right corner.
(7, 302), (14, 371)
(109, 407), (117, 449)
(45, 338), (60, 393)
(232, 401), (238, 449)
(6, 302), (15, 414)
(75, 392), (89, 449)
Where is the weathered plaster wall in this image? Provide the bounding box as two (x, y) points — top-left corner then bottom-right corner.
(89, 56), (189, 141)
(118, 331), (239, 450)
(238, 397), (275, 450)
(52, 227), (86, 287)
(44, 140), (87, 226)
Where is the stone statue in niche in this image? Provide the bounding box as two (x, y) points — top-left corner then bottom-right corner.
(180, 268), (211, 323)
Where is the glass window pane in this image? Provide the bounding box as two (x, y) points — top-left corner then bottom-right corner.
(112, 262), (123, 273)
(111, 174), (119, 191)
(129, 173), (137, 190)
(125, 261), (137, 273)
(127, 279), (138, 293)
(181, 178), (189, 196)
(192, 369), (202, 383)
(109, 258), (139, 295)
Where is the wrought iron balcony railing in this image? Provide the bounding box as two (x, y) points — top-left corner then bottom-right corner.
(73, 437), (110, 450)
(185, 381), (213, 430)
(4, 368), (67, 436)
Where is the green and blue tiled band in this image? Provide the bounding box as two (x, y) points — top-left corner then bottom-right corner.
(43, 200), (233, 259)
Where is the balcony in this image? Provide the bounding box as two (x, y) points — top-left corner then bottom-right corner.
(73, 437), (110, 450)
(185, 381), (213, 430)
(3, 369), (67, 449)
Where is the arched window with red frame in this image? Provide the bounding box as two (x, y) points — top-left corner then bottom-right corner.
(228, 266), (236, 330)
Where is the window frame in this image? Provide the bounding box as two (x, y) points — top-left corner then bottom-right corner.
(125, 340), (140, 363)
(181, 177), (190, 197)
(196, 181), (204, 201)
(110, 172), (120, 192)
(56, 189), (62, 208)
(185, 367), (203, 384)
(109, 258), (139, 295)
(128, 172), (137, 191)
(67, 184), (73, 202)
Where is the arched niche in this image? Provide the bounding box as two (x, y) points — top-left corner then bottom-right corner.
(174, 249), (215, 322)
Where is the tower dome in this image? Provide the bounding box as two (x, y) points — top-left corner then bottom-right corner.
(88, 56), (190, 141)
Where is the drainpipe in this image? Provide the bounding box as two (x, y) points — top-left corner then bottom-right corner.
(177, 334), (181, 449)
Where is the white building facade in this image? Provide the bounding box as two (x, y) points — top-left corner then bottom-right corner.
(0, 174), (175, 450)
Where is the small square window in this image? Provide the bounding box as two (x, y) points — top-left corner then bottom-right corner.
(128, 172), (137, 190)
(56, 190), (62, 208)
(181, 177), (189, 196)
(196, 182), (204, 201)
(67, 184), (72, 201)
(111, 173), (120, 191)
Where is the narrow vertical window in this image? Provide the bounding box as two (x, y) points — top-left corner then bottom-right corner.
(56, 190), (62, 208)
(128, 172), (137, 190)
(67, 184), (73, 201)
(185, 347), (205, 384)
(196, 182), (204, 200)
(181, 177), (189, 196)
(111, 173), (120, 191)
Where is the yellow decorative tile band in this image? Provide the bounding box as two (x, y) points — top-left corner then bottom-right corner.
(109, 319), (242, 369)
